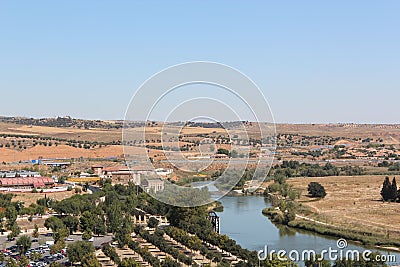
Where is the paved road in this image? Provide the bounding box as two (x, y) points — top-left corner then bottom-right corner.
(65, 233), (113, 248)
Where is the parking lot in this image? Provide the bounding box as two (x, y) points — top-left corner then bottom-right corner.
(0, 232), (113, 266)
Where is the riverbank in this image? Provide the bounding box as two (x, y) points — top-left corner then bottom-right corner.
(217, 195), (400, 265)
(288, 216), (400, 250)
(259, 174), (400, 252)
(262, 206), (400, 252)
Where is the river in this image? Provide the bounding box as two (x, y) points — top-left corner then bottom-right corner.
(216, 195), (400, 265)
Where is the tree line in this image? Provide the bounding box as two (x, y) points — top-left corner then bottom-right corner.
(380, 176), (400, 202)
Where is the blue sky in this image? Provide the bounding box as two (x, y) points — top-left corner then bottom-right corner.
(0, 1), (399, 123)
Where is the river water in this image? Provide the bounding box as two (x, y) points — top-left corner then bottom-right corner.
(216, 195), (400, 265)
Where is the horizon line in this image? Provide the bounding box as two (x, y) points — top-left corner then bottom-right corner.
(1, 115), (400, 125)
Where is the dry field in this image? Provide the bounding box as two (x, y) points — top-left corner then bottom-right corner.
(276, 124), (400, 144)
(11, 189), (79, 206)
(0, 122), (226, 141)
(0, 122), (122, 142)
(1, 121), (400, 141)
(0, 145), (126, 162)
(1, 121), (400, 162)
(287, 175), (400, 238)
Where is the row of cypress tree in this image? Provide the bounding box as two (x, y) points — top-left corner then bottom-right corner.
(380, 176), (399, 202)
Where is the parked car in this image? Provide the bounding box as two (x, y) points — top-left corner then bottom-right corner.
(1, 249), (11, 256)
(54, 253), (64, 260)
(8, 246), (18, 253)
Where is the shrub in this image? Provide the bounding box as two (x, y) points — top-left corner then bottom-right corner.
(307, 182), (326, 198)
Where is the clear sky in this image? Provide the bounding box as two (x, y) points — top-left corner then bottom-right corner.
(0, 1), (399, 123)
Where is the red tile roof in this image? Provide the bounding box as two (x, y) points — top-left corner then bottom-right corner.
(0, 177), (54, 187)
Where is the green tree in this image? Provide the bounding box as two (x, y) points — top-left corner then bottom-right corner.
(35, 205), (45, 216)
(274, 175), (287, 185)
(44, 216), (64, 233)
(55, 227), (69, 242)
(62, 215), (79, 234)
(333, 252), (386, 267)
(32, 224), (39, 238)
(80, 211), (95, 233)
(10, 223), (20, 239)
(0, 212), (4, 232)
(381, 176), (392, 201)
(67, 241), (95, 264)
(82, 231), (93, 241)
(5, 206), (18, 229)
(288, 190), (297, 201)
(216, 148), (230, 156)
(115, 217), (133, 248)
(391, 177), (398, 202)
(305, 255), (331, 267)
(307, 182), (326, 198)
(81, 253), (101, 267)
(58, 176), (67, 184)
(106, 203), (123, 233)
(16, 235), (32, 255)
(81, 254), (101, 267)
(284, 209), (296, 224)
(50, 240), (66, 255)
(30, 251), (42, 261)
(268, 182), (281, 193)
(398, 188), (400, 202)
(7, 258), (18, 267)
(93, 216), (106, 236)
(119, 258), (140, 267)
(147, 217), (159, 229)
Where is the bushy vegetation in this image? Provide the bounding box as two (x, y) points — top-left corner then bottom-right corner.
(271, 161), (364, 178)
(289, 220), (400, 248)
(0, 116), (123, 129)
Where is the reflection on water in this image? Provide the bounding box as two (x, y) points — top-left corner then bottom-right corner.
(216, 196), (400, 264)
(277, 225), (297, 237)
(190, 181), (219, 192)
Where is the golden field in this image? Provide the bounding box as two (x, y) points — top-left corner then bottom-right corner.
(288, 175), (400, 239)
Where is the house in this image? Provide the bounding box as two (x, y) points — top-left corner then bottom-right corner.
(41, 161), (71, 168)
(18, 171), (41, 177)
(141, 178), (164, 193)
(155, 168), (173, 176)
(102, 167), (141, 185)
(79, 172), (92, 178)
(112, 170), (141, 185)
(0, 177), (55, 189)
(129, 165), (157, 175)
(1, 172), (17, 178)
(91, 165), (104, 176)
(0, 170), (41, 178)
